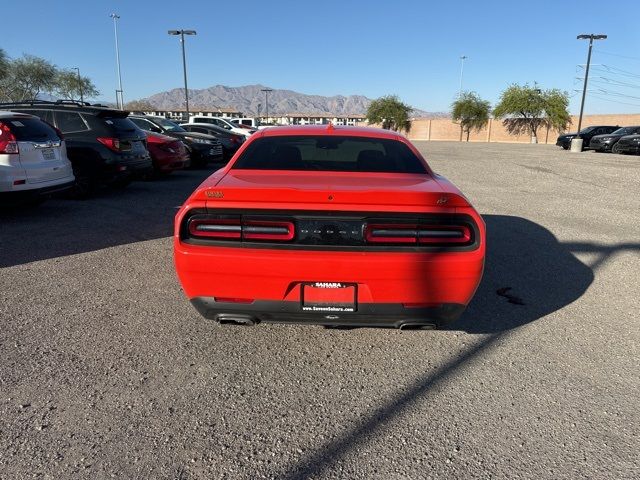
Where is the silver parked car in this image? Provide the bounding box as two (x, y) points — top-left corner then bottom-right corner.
(0, 111), (75, 204)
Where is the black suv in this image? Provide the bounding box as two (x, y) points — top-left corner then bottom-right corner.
(128, 115), (223, 167)
(0, 100), (152, 196)
(556, 125), (619, 150)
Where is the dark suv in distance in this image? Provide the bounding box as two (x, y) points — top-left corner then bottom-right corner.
(556, 125), (620, 150)
(180, 123), (245, 161)
(0, 100), (152, 196)
(128, 115), (223, 167)
(589, 126), (640, 153)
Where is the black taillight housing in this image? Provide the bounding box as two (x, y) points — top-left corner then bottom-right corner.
(364, 223), (473, 246)
(186, 214), (294, 242)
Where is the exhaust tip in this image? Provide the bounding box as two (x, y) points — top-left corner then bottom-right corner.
(216, 313), (258, 326)
(398, 322), (436, 331)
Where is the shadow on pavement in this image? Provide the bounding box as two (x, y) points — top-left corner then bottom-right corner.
(275, 215), (640, 480)
(0, 171), (208, 268)
(456, 215), (595, 334)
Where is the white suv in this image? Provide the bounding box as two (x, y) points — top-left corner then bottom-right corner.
(0, 111), (75, 203)
(187, 116), (254, 137)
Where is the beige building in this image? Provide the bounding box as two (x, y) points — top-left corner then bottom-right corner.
(142, 108), (244, 120)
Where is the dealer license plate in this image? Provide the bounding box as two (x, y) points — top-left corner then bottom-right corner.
(301, 282), (357, 312)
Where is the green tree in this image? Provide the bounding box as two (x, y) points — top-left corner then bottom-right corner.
(0, 55), (57, 101)
(366, 95), (412, 132)
(123, 99), (156, 112)
(53, 69), (99, 101)
(451, 92), (491, 141)
(493, 84), (570, 141)
(0, 49), (8, 82)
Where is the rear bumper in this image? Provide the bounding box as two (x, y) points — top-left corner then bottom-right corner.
(191, 297), (466, 328)
(0, 178), (74, 198)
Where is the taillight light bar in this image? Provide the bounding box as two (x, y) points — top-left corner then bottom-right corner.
(187, 216), (294, 242)
(243, 221), (294, 241)
(188, 218), (241, 239)
(365, 224), (472, 245)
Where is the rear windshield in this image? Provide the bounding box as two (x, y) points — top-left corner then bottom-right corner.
(103, 117), (140, 133)
(232, 135), (427, 173)
(4, 117), (60, 141)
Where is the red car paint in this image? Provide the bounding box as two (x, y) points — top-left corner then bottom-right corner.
(145, 132), (189, 173)
(174, 125), (485, 328)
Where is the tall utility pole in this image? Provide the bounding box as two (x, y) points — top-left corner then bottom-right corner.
(168, 30), (197, 120)
(459, 55), (468, 97)
(261, 88), (273, 123)
(571, 34), (607, 152)
(73, 67), (84, 103)
(110, 14), (124, 109)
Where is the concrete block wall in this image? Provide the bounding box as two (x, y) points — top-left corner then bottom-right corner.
(403, 114), (640, 143)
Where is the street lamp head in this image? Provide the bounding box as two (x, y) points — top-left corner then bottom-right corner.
(110, 13), (120, 19)
(577, 33), (607, 40)
(168, 29), (196, 35)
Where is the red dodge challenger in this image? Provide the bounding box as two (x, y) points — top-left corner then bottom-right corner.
(174, 125), (485, 329)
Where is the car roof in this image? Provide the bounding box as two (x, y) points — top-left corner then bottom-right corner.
(0, 100), (123, 116)
(0, 110), (37, 119)
(254, 124), (403, 140)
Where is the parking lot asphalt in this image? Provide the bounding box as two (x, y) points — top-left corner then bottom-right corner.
(1, 142), (639, 479)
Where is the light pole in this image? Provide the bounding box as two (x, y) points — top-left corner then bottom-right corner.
(261, 88), (273, 123)
(73, 67), (84, 103)
(168, 29), (197, 121)
(572, 33), (607, 152)
(458, 55), (467, 97)
(110, 14), (124, 109)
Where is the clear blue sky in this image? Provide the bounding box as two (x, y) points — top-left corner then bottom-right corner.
(3, 0), (640, 114)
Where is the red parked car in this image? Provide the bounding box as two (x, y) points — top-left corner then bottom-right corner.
(174, 125), (485, 329)
(145, 132), (189, 174)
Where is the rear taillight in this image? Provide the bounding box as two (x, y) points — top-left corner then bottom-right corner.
(365, 224), (471, 245)
(187, 216), (294, 242)
(188, 218), (241, 239)
(97, 137), (122, 152)
(243, 221), (294, 241)
(0, 121), (19, 154)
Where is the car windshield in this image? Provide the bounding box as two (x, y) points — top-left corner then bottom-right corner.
(232, 135), (428, 173)
(155, 118), (186, 132)
(612, 127), (636, 135)
(579, 126), (596, 134)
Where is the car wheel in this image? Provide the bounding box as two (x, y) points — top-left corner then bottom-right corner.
(612, 143), (622, 154)
(68, 173), (95, 199)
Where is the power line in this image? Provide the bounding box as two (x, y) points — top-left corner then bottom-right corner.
(593, 50), (640, 62)
(589, 94), (640, 108)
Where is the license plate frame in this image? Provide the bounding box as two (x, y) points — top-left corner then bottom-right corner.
(301, 282), (357, 313)
(41, 148), (55, 160)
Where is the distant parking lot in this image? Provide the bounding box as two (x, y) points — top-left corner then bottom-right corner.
(1, 142), (638, 479)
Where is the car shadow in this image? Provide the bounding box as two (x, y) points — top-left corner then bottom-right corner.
(0, 170), (209, 269)
(275, 220), (640, 480)
(454, 214), (595, 334)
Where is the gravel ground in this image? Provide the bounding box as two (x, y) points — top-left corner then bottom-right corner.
(1, 142), (639, 479)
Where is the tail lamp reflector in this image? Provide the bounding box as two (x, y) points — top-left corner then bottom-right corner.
(365, 224), (471, 245)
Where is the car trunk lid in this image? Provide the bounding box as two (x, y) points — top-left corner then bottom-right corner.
(201, 170), (469, 208)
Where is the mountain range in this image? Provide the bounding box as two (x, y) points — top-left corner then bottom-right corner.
(143, 84), (446, 118)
